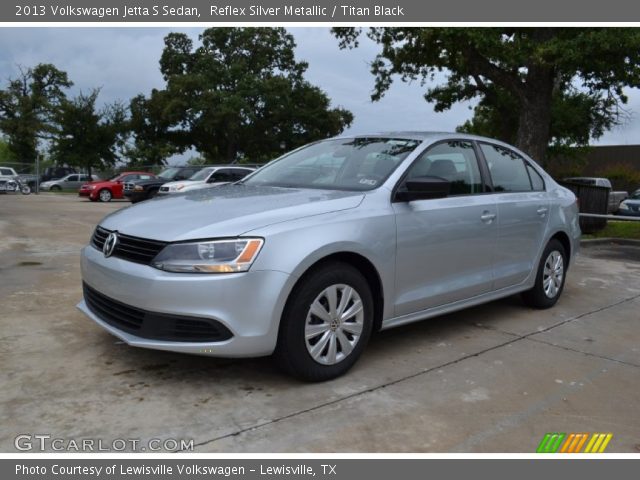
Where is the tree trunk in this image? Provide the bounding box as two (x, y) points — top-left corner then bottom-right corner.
(226, 141), (237, 164)
(514, 65), (555, 165)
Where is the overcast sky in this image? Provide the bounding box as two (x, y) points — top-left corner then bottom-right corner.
(1, 27), (640, 163)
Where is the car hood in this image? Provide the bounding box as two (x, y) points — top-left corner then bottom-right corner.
(622, 199), (640, 205)
(82, 180), (112, 188)
(100, 184), (365, 241)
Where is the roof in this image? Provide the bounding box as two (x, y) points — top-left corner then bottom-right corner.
(335, 131), (499, 142)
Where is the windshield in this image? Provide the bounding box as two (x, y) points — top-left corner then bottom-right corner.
(158, 168), (181, 180)
(189, 167), (214, 181)
(243, 137), (420, 191)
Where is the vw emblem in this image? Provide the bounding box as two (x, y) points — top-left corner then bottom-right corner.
(103, 232), (118, 258)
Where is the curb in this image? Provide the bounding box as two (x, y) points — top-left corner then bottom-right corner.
(580, 238), (640, 247)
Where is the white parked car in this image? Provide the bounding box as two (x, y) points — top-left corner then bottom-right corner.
(158, 166), (255, 195)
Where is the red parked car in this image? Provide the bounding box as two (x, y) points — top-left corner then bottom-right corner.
(79, 171), (157, 202)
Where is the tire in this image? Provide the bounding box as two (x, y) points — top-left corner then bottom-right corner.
(50, 185), (61, 192)
(21, 186), (31, 195)
(147, 188), (158, 199)
(98, 189), (112, 202)
(522, 239), (567, 309)
(275, 261), (374, 382)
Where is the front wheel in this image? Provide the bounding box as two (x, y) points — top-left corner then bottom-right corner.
(275, 262), (374, 382)
(522, 239), (567, 309)
(50, 185), (61, 192)
(20, 185), (31, 195)
(98, 189), (112, 202)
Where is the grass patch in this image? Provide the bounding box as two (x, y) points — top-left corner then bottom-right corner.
(582, 221), (640, 240)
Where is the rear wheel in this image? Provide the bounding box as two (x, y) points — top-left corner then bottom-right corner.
(275, 262), (373, 381)
(98, 189), (112, 202)
(522, 239), (567, 309)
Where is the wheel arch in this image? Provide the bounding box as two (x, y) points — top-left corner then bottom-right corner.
(549, 230), (572, 263)
(283, 251), (385, 333)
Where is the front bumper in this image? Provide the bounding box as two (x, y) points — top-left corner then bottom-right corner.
(78, 190), (91, 197)
(123, 191), (146, 202)
(78, 245), (295, 357)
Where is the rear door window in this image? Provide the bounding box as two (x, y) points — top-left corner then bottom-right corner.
(526, 164), (545, 191)
(480, 143), (532, 192)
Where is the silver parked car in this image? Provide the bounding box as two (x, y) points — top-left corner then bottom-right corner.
(78, 133), (580, 381)
(40, 173), (99, 191)
(617, 190), (640, 216)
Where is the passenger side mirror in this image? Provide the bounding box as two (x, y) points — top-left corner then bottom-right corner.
(397, 176), (451, 202)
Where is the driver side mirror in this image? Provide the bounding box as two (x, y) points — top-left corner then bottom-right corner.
(395, 176), (451, 202)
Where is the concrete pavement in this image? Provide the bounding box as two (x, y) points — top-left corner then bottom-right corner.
(1, 194), (638, 453)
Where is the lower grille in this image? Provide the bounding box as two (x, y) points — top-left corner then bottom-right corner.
(83, 283), (233, 343)
(91, 226), (167, 265)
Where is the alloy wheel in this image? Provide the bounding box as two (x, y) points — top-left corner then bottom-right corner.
(543, 250), (564, 298)
(304, 283), (364, 365)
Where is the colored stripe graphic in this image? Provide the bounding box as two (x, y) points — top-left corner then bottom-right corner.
(536, 433), (566, 453)
(537, 433), (613, 453)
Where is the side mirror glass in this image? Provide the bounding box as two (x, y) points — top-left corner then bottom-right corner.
(397, 176), (451, 202)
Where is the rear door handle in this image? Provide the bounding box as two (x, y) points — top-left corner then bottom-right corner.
(537, 207), (548, 216)
(480, 211), (496, 223)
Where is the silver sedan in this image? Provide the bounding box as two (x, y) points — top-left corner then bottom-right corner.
(78, 132), (580, 381)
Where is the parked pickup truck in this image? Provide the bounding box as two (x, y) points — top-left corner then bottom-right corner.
(563, 177), (628, 214)
(0, 166), (18, 180)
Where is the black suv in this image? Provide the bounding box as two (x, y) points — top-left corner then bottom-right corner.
(40, 166), (77, 183)
(124, 166), (203, 203)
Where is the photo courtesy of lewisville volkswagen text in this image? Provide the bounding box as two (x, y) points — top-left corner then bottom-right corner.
(1, 0), (639, 477)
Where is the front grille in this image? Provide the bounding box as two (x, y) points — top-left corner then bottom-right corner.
(83, 283), (233, 343)
(91, 226), (167, 265)
(159, 186), (169, 192)
(123, 182), (136, 192)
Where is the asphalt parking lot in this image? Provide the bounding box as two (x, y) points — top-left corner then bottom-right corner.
(1, 194), (639, 453)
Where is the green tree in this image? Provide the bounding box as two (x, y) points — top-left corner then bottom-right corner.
(126, 91), (179, 166)
(0, 64), (72, 166)
(139, 27), (353, 163)
(50, 90), (128, 177)
(0, 137), (14, 164)
(333, 28), (640, 162)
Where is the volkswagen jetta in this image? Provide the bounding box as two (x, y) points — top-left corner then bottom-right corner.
(78, 133), (580, 381)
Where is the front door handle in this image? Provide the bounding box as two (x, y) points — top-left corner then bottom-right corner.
(537, 207), (549, 216)
(480, 211), (496, 223)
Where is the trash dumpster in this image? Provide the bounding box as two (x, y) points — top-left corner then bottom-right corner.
(559, 181), (609, 234)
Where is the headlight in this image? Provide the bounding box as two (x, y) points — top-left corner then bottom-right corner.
(152, 238), (264, 273)
(618, 202), (629, 210)
(89, 185), (97, 190)
(134, 185), (144, 191)
(169, 184), (185, 192)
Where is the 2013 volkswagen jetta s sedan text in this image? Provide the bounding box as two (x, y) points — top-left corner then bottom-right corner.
(78, 132), (580, 381)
